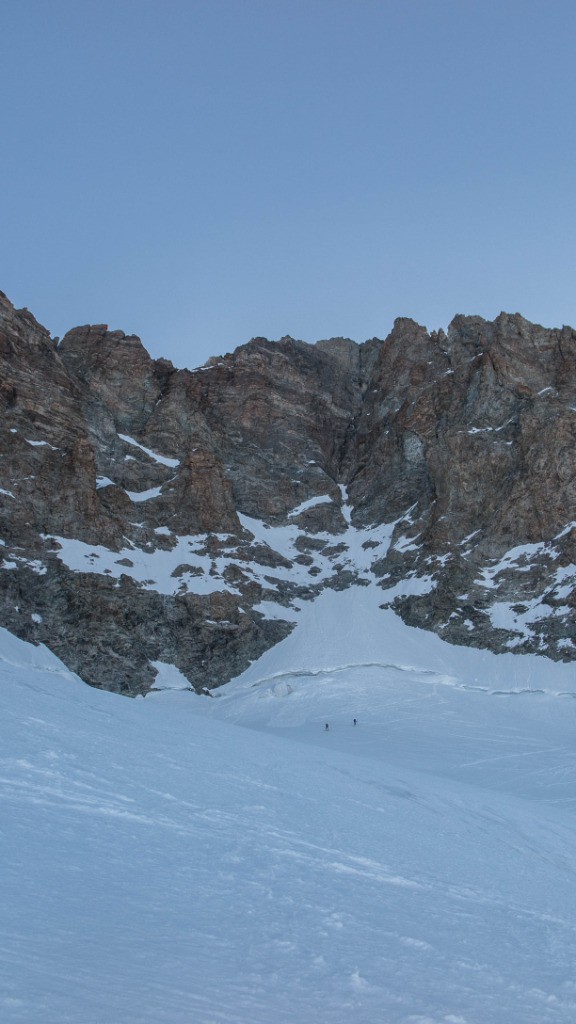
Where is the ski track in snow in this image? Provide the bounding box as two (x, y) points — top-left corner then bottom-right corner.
(3, 607), (576, 1023)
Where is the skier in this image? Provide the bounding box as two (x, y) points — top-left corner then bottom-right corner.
(353, 718), (357, 726)
(325, 722), (329, 731)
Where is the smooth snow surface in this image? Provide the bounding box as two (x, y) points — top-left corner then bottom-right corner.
(125, 485), (163, 503)
(193, 586), (576, 802)
(118, 433), (180, 468)
(287, 494), (333, 517)
(3, 593), (576, 1023)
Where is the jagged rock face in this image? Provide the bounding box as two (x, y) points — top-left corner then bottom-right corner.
(1, 288), (576, 695)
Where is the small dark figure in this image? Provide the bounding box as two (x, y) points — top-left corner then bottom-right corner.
(353, 718), (357, 726)
(325, 722), (329, 731)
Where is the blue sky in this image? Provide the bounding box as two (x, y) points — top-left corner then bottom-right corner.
(2, 0), (575, 367)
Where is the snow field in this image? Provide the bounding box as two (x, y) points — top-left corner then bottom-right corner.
(3, 614), (576, 1022)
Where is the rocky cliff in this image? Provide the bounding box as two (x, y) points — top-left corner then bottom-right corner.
(1, 289), (576, 694)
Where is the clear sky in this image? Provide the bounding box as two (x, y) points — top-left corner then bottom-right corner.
(2, 0), (576, 368)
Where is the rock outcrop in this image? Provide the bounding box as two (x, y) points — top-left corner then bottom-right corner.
(1, 289), (576, 694)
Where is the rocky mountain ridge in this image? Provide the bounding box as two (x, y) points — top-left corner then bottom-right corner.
(1, 289), (576, 694)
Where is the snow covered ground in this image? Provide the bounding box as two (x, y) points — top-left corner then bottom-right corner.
(3, 590), (576, 1023)
(192, 586), (576, 804)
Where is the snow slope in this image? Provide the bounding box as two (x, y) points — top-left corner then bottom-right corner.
(3, 600), (576, 1023)
(191, 585), (576, 804)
